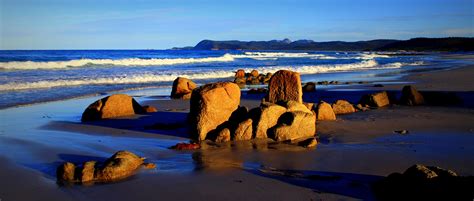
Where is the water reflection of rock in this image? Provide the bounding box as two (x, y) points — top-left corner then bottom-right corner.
(192, 139), (312, 170)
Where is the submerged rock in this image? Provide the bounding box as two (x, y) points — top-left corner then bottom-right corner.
(171, 77), (197, 99)
(400, 85), (424, 106)
(302, 82), (316, 92)
(266, 70), (303, 103)
(170, 143), (201, 150)
(81, 94), (145, 122)
(189, 82), (241, 141)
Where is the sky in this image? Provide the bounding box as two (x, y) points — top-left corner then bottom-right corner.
(1, 0), (473, 49)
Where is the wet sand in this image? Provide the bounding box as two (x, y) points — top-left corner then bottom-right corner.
(1, 58), (474, 200)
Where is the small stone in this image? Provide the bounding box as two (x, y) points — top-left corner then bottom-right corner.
(298, 137), (318, 148)
(215, 128), (231, 143)
(57, 162), (76, 182)
(142, 105), (158, 113)
(170, 143), (201, 150)
(394, 130), (409, 135)
(143, 163), (157, 169)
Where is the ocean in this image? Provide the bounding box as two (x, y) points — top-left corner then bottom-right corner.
(0, 50), (443, 108)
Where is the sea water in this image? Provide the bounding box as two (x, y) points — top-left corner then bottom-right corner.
(0, 50), (441, 108)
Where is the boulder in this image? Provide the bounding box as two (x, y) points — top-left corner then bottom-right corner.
(81, 94), (145, 122)
(189, 82), (241, 141)
(359, 91), (390, 107)
(271, 111), (316, 141)
(302, 82), (316, 92)
(142, 105), (157, 113)
(332, 100), (356, 115)
(250, 69), (259, 77)
(235, 69), (246, 78)
(171, 77), (197, 99)
(400, 85), (424, 106)
(252, 103), (287, 139)
(95, 151), (145, 182)
(233, 119), (253, 141)
(281, 100), (312, 114)
(215, 128), (231, 143)
(266, 70), (303, 103)
(316, 101), (336, 121)
(57, 162), (75, 182)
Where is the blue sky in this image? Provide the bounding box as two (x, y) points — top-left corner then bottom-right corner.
(1, 0), (473, 49)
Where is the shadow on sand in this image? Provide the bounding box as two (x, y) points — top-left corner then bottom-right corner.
(41, 111), (191, 139)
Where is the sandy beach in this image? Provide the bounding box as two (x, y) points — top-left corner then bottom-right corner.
(1, 55), (473, 201)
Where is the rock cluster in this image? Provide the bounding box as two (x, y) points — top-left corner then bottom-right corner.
(171, 77), (197, 99)
(374, 164), (473, 201)
(233, 69), (272, 86)
(81, 94), (146, 122)
(189, 70), (316, 144)
(57, 151), (155, 184)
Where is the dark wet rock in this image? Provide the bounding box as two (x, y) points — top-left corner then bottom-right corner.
(316, 101), (336, 121)
(331, 100), (356, 115)
(302, 82), (316, 92)
(171, 77), (197, 99)
(189, 82), (241, 141)
(235, 69), (246, 78)
(266, 70), (303, 103)
(359, 91), (390, 107)
(373, 84), (384, 87)
(420, 91), (462, 106)
(374, 164), (472, 201)
(170, 143), (201, 150)
(247, 77), (261, 85)
(394, 130), (409, 135)
(81, 94), (145, 122)
(400, 85), (424, 105)
(142, 105), (157, 113)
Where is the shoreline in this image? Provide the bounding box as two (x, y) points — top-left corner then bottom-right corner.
(0, 55), (473, 200)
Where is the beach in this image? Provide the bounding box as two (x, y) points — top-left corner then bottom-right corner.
(0, 54), (473, 200)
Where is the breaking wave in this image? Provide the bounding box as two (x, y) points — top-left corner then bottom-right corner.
(0, 60), (423, 91)
(0, 54), (235, 70)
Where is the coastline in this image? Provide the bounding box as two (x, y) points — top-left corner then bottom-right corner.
(0, 56), (473, 200)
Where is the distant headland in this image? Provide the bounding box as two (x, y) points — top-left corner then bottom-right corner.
(172, 37), (474, 52)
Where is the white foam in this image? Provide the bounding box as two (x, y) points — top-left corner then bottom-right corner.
(0, 54), (235, 70)
(231, 52), (323, 59)
(0, 60), (424, 91)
